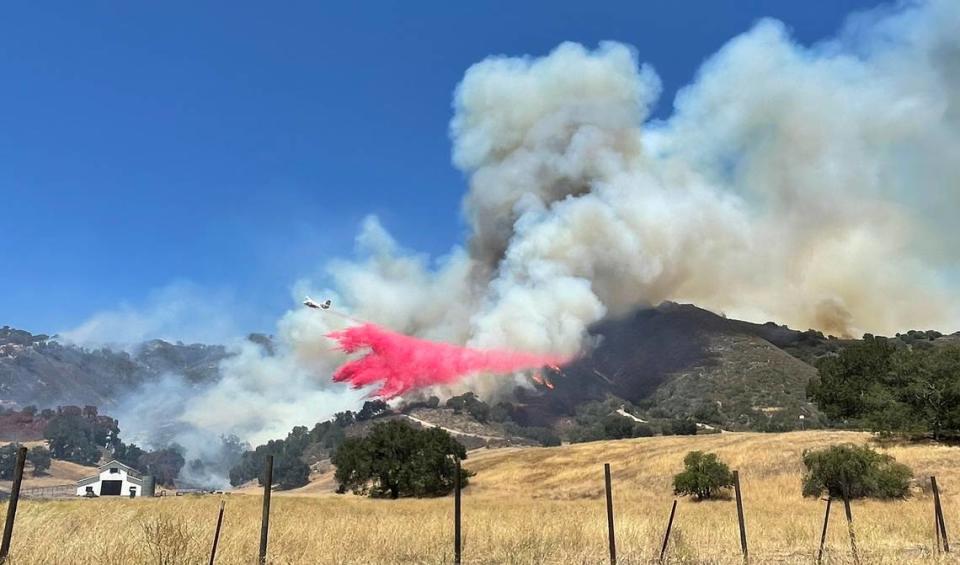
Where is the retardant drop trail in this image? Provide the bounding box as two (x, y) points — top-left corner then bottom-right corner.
(327, 323), (567, 398)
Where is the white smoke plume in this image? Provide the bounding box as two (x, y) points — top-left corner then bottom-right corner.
(448, 1), (960, 346)
(59, 282), (244, 349)
(66, 0), (960, 480)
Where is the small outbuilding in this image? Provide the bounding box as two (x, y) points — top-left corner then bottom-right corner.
(76, 460), (148, 498)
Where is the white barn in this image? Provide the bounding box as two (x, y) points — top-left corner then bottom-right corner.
(76, 460), (147, 497)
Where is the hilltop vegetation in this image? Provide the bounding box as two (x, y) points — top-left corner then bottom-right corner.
(0, 326), (228, 408)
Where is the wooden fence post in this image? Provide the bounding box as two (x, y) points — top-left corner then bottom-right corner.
(209, 500), (225, 565)
(733, 470), (747, 562)
(0, 446), (27, 563)
(454, 457), (462, 565)
(258, 455), (273, 565)
(842, 497), (860, 565)
(817, 497), (831, 564)
(660, 499), (677, 564)
(932, 476), (950, 553)
(604, 463), (616, 565)
(935, 482), (941, 554)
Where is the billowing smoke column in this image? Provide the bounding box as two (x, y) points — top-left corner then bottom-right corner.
(328, 323), (566, 398)
(68, 0), (960, 483)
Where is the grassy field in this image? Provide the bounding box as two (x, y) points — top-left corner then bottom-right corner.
(2, 431), (959, 564)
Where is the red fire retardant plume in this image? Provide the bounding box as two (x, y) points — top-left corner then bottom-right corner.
(328, 323), (567, 398)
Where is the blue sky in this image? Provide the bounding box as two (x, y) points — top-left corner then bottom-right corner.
(1, 0), (886, 336)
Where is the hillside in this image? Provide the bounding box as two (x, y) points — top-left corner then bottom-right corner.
(219, 302), (960, 488)
(4, 431), (958, 564)
(3, 304), (957, 440)
(514, 302), (958, 431)
(0, 326), (228, 409)
(248, 429), (960, 499)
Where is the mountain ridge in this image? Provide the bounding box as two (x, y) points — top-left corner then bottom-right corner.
(3, 305), (957, 431)
(0, 326), (228, 409)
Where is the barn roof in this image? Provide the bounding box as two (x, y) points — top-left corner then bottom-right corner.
(75, 460), (146, 487)
(98, 460), (143, 478)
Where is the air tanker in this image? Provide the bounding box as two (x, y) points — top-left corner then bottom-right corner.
(303, 296), (331, 310)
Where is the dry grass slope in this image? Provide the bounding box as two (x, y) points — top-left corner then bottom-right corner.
(1, 431), (959, 564)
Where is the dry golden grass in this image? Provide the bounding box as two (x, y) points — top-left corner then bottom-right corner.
(2, 431), (959, 564)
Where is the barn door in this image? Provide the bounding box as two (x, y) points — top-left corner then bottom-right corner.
(100, 480), (123, 495)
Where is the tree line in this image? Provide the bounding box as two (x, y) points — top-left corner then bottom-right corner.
(227, 400), (391, 490)
(0, 405), (192, 486)
(808, 335), (960, 439)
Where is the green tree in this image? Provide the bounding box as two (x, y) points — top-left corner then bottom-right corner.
(808, 336), (897, 423)
(138, 446), (186, 487)
(0, 444), (19, 480)
(809, 338), (960, 439)
(890, 346), (960, 440)
(114, 442), (146, 469)
(673, 451), (734, 500)
(27, 446), (51, 476)
(332, 420), (471, 499)
(43, 414), (101, 465)
(311, 421), (346, 450)
(333, 411), (355, 427)
(228, 435), (311, 490)
(446, 393), (490, 423)
(601, 414), (635, 439)
(357, 400), (390, 421)
(489, 402), (515, 423)
(271, 452), (311, 490)
(801, 444), (912, 500)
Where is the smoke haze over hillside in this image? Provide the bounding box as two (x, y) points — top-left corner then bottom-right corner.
(62, 0), (960, 481)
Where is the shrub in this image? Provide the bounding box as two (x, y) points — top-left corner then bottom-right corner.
(632, 423), (654, 437)
(27, 446), (51, 476)
(446, 392), (490, 423)
(489, 402), (515, 423)
(139, 514), (195, 565)
(665, 419), (698, 436)
(801, 444), (912, 500)
(400, 396), (441, 413)
(568, 424), (605, 444)
(601, 414), (635, 439)
(503, 423), (561, 446)
(673, 451), (734, 500)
